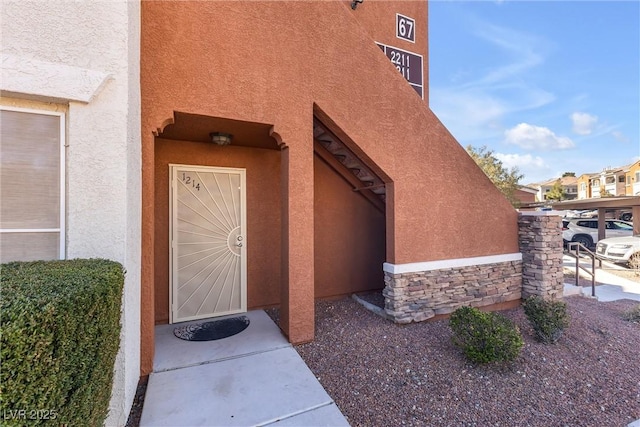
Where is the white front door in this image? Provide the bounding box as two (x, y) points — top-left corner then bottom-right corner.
(170, 164), (247, 323)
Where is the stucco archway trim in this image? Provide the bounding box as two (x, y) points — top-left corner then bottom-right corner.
(152, 117), (175, 137)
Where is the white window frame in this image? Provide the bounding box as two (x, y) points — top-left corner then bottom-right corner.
(0, 106), (66, 260)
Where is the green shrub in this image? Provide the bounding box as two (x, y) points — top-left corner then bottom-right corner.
(623, 304), (640, 323)
(629, 254), (640, 275)
(449, 306), (524, 363)
(0, 259), (124, 426)
(522, 296), (569, 344)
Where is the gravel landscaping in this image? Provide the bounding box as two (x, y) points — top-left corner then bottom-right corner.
(127, 292), (640, 426)
(291, 296), (640, 427)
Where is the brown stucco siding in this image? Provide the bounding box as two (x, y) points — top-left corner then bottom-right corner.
(141, 0), (520, 372)
(153, 141), (386, 325)
(154, 138), (282, 324)
(314, 154), (386, 299)
(142, 1), (517, 263)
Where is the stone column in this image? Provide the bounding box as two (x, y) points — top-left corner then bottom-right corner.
(518, 211), (564, 300)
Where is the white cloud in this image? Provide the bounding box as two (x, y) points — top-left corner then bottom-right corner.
(429, 88), (507, 141)
(570, 112), (598, 135)
(495, 153), (547, 169)
(467, 23), (544, 88)
(504, 123), (575, 150)
(430, 18), (554, 144)
(430, 86), (554, 143)
(611, 130), (629, 143)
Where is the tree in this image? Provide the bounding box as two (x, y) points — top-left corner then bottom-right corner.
(600, 187), (615, 198)
(562, 172), (576, 177)
(465, 145), (524, 207)
(546, 179), (565, 201)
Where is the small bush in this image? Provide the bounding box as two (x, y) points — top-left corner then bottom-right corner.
(449, 306), (524, 363)
(629, 254), (640, 276)
(623, 304), (640, 323)
(522, 296), (570, 344)
(0, 259), (124, 426)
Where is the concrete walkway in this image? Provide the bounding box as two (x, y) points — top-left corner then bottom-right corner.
(562, 253), (640, 301)
(140, 310), (349, 426)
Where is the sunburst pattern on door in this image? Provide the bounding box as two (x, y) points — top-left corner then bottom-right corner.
(171, 165), (246, 323)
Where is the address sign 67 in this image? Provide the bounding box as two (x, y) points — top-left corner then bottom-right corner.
(396, 14), (415, 43)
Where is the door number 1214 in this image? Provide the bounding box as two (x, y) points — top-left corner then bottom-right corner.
(182, 173), (201, 191)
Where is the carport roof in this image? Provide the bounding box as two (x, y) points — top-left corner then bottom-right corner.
(522, 196), (640, 210)
(551, 196), (640, 210)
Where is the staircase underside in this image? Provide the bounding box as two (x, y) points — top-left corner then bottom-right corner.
(313, 119), (386, 211)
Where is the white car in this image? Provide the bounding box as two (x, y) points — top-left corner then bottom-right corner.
(562, 219), (634, 248)
(596, 234), (640, 267)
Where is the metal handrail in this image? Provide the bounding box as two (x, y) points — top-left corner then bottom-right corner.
(566, 242), (602, 297)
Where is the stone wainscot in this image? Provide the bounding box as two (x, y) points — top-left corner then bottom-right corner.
(382, 212), (563, 323)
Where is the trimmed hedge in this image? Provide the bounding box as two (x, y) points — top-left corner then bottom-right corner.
(0, 259), (124, 426)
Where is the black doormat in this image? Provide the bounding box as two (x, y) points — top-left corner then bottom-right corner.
(173, 316), (250, 341)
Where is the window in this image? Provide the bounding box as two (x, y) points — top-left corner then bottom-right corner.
(605, 176), (615, 184)
(0, 107), (65, 263)
(618, 175), (625, 183)
(580, 183), (586, 191)
(628, 176), (632, 185)
(592, 179), (600, 187)
(612, 221), (633, 230)
(636, 172), (640, 182)
(577, 221), (597, 228)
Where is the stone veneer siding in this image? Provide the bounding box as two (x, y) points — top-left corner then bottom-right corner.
(383, 260), (522, 324)
(518, 212), (564, 300)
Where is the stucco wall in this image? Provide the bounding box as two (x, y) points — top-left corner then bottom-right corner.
(314, 154), (386, 298)
(142, 1), (517, 264)
(153, 140), (386, 323)
(141, 0), (520, 371)
(1, 1), (141, 425)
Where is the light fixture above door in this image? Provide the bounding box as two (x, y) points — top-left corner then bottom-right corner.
(210, 132), (233, 146)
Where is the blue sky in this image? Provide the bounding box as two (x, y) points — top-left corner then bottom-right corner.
(428, 0), (640, 185)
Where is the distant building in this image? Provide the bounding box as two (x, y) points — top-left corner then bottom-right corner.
(626, 160), (640, 196)
(515, 186), (537, 206)
(530, 176), (578, 202)
(577, 173), (598, 199)
(599, 166), (628, 197)
(534, 161), (640, 202)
